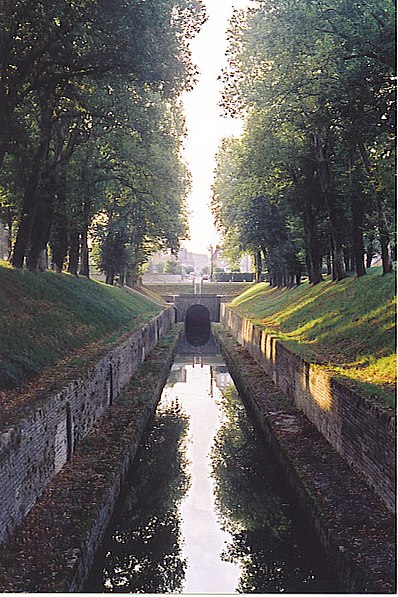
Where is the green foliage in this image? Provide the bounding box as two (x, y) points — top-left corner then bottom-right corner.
(210, 384), (333, 593)
(232, 268), (396, 406)
(212, 137), (304, 286)
(212, 385), (291, 537)
(215, 0), (396, 283)
(0, 260), (161, 389)
(0, 0), (206, 276)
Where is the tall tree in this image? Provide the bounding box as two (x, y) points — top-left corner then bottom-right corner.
(219, 0), (395, 280)
(1, 0), (206, 274)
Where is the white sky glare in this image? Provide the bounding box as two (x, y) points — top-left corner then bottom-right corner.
(181, 0), (251, 255)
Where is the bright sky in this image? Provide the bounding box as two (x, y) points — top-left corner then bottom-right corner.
(181, 0), (251, 256)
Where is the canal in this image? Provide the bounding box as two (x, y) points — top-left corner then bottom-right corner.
(85, 334), (341, 594)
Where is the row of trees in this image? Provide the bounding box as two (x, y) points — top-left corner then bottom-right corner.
(0, 0), (206, 284)
(212, 0), (395, 286)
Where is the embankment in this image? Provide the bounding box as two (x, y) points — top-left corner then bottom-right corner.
(0, 307), (175, 545)
(213, 324), (396, 594)
(0, 325), (181, 592)
(220, 304), (395, 512)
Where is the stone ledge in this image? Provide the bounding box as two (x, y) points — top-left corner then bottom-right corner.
(214, 325), (396, 594)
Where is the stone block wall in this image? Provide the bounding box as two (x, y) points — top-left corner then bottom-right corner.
(0, 308), (175, 544)
(220, 304), (396, 511)
(174, 294), (220, 322)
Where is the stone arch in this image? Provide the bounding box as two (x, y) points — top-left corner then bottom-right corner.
(185, 304), (211, 346)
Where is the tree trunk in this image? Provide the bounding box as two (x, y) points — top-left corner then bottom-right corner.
(125, 267), (137, 288)
(390, 244), (396, 264)
(254, 249), (262, 283)
(105, 270), (115, 285)
(26, 195), (54, 271)
(68, 230), (80, 275)
(50, 168), (69, 272)
(351, 192), (366, 277)
(365, 232), (374, 268)
(356, 139), (392, 275)
(11, 103), (52, 269)
(331, 246), (346, 281)
(343, 247), (351, 272)
(37, 248), (48, 271)
(11, 180), (38, 268)
(4, 207), (13, 260)
(325, 252), (332, 275)
(376, 193), (392, 275)
(52, 220), (69, 272)
(313, 134), (347, 281)
(302, 192), (323, 284)
(79, 202), (90, 278)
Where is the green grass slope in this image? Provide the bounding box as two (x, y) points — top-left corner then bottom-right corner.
(231, 268), (396, 408)
(0, 261), (161, 391)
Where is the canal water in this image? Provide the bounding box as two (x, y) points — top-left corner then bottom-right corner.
(85, 335), (341, 594)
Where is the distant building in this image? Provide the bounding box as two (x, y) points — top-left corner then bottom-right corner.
(178, 248), (208, 273)
(212, 246), (229, 271)
(146, 247), (253, 278)
(213, 246), (253, 272)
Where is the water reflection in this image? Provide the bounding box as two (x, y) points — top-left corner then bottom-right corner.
(162, 356), (241, 593)
(211, 384), (339, 594)
(86, 335), (340, 594)
(85, 402), (190, 593)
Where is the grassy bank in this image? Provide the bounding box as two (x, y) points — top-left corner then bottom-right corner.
(230, 268), (396, 407)
(0, 261), (161, 391)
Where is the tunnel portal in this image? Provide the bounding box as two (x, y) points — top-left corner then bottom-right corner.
(172, 294), (221, 323)
(185, 304), (211, 346)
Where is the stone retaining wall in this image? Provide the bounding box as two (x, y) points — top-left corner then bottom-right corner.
(0, 327), (181, 592)
(213, 325), (395, 593)
(220, 304), (396, 511)
(0, 308), (175, 544)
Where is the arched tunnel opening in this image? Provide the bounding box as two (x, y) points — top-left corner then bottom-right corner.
(185, 304), (211, 346)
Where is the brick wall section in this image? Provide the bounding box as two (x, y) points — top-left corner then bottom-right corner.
(0, 308), (175, 544)
(220, 304), (396, 511)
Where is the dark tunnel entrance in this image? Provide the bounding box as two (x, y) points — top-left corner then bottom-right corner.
(185, 304), (211, 346)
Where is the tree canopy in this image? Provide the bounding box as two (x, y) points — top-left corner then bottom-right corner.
(0, 0), (206, 283)
(213, 0), (396, 285)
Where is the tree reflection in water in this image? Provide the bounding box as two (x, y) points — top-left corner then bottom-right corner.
(211, 385), (339, 594)
(85, 401), (190, 593)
